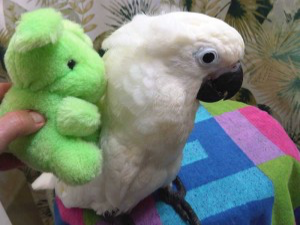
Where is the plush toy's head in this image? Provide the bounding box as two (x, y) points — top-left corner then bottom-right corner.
(5, 8), (105, 103)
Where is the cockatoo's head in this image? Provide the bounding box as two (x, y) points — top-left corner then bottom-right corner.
(103, 12), (244, 102)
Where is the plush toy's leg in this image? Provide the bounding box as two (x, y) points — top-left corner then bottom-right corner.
(50, 137), (102, 185)
(102, 211), (135, 225)
(158, 176), (201, 225)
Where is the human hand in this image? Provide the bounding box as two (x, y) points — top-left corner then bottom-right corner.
(0, 83), (45, 170)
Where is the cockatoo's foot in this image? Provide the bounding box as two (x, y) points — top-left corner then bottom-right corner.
(101, 211), (135, 225)
(158, 176), (201, 225)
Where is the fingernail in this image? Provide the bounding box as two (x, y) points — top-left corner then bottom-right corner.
(29, 111), (45, 124)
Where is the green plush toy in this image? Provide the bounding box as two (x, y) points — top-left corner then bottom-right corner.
(0, 8), (106, 185)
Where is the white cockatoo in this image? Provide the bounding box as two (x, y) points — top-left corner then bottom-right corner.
(33, 11), (244, 222)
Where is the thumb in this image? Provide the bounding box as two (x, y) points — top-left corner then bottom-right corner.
(0, 110), (45, 152)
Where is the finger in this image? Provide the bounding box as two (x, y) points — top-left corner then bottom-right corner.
(0, 83), (11, 100)
(0, 110), (45, 152)
(0, 153), (24, 171)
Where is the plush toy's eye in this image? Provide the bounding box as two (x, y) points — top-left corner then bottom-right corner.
(67, 59), (76, 70)
(195, 48), (219, 65)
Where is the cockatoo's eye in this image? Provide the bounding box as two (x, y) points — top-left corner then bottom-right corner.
(67, 59), (76, 70)
(195, 48), (219, 65)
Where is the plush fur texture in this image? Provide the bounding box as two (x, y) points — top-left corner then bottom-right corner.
(0, 8), (106, 185)
(57, 97), (101, 137)
(44, 12), (245, 215)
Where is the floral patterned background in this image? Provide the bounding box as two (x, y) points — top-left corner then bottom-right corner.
(0, 1), (299, 224)
(0, 0), (299, 149)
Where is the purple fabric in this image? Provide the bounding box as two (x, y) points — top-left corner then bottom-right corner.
(132, 197), (162, 225)
(215, 110), (284, 165)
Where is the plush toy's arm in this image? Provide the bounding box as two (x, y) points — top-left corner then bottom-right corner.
(56, 97), (101, 137)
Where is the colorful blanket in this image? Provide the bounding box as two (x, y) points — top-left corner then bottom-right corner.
(54, 100), (300, 225)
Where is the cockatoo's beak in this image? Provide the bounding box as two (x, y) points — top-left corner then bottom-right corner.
(196, 62), (243, 102)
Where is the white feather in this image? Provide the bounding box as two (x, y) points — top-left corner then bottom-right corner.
(32, 173), (57, 190)
(37, 12), (244, 215)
